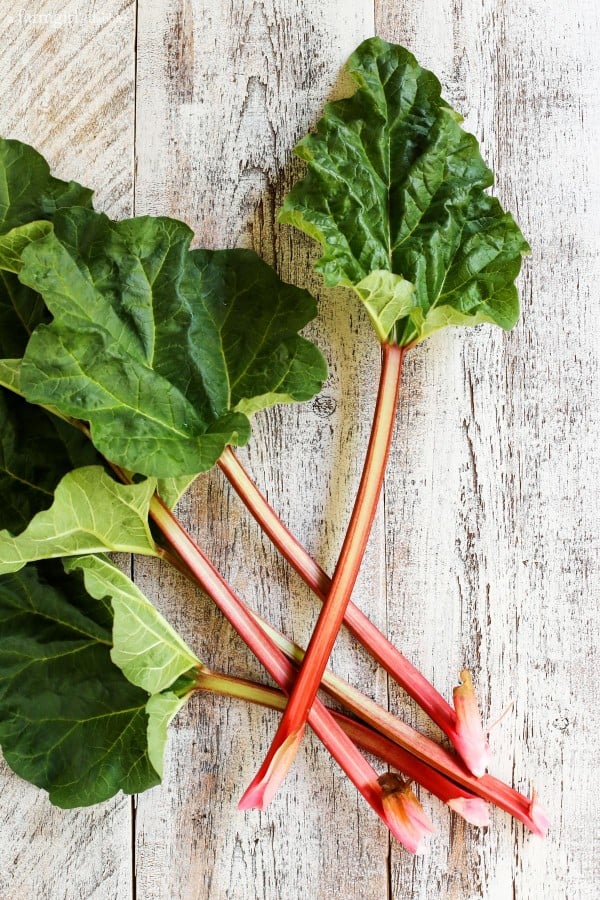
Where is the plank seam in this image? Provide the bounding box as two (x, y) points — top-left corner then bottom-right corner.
(132, 0), (139, 217)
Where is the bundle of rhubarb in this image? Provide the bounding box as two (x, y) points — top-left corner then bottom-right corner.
(0, 38), (548, 852)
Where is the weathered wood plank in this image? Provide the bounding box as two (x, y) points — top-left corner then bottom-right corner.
(1, 1), (599, 897)
(377, 1), (600, 897)
(131, 3), (414, 898)
(0, 2), (137, 898)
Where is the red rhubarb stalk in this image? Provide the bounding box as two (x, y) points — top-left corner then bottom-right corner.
(240, 342), (405, 809)
(252, 611), (548, 835)
(219, 444), (488, 774)
(113, 460), (544, 834)
(194, 667), (489, 827)
(148, 494), (433, 851)
(162, 522), (544, 834)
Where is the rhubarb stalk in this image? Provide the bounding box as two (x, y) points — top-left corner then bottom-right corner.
(219, 442), (488, 772)
(194, 667), (489, 827)
(32, 411), (543, 834)
(148, 494), (433, 850)
(154, 494), (545, 834)
(276, 37), (528, 781)
(251, 611), (548, 835)
(239, 342), (405, 808)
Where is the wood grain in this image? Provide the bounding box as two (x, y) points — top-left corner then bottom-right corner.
(377, 1), (600, 898)
(1, 0), (599, 897)
(0, 3), (137, 898)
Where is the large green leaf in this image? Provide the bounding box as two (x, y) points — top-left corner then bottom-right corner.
(279, 37), (530, 345)
(0, 358), (188, 523)
(0, 561), (161, 807)
(0, 139), (103, 533)
(0, 466), (158, 573)
(0, 555), (202, 805)
(16, 206), (327, 477)
(0, 137), (93, 234)
(0, 137), (93, 358)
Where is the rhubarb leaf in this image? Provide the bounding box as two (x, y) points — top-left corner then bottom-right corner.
(64, 554), (200, 694)
(16, 207), (327, 477)
(0, 466), (158, 574)
(0, 556), (201, 803)
(354, 271), (415, 342)
(0, 389), (102, 537)
(0, 136), (93, 357)
(0, 561), (161, 807)
(0, 359), (21, 393)
(0, 141), (102, 534)
(0, 137), (93, 232)
(156, 475), (199, 510)
(280, 37), (529, 345)
(64, 554), (200, 779)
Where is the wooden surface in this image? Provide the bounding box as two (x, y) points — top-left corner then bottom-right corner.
(0, 1), (598, 897)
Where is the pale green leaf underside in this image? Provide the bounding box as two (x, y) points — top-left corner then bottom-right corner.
(63, 554), (199, 780)
(0, 359), (21, 393)
(0, 221), (53, 273)
(0, 556), (201, 804)
(156, 474), (198, 510)
(16, 207), (326, 478)
(279, 37), (530, 346)
(0, 466), (158, 574)
(353, 270), (416, 342)
(146, 691), (190, 776)
(65, 554), (200, 695)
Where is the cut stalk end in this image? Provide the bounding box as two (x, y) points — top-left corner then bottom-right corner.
(378, 773), (435, 854)
(528, 789), (550, 837)
(452, 669), (491, 777)
(447, 796), (490, 827)
(238, 726), (305, 811)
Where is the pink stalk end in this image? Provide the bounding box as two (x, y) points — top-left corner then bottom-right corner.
(339, 715), (490, 828)
(451, 669), (491, 777)
(528, 789), (550, 837)
(447, 797), (490, 827)
(378, 774), (435, 855)
(238, 726), (306, 811)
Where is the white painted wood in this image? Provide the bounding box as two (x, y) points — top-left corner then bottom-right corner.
(377, 1), (600, 898)
(1, 0), (598, 897)
(0, 2), (137, 898)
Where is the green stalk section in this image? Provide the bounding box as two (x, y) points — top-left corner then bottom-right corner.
(148, 494), (432, 849)
(240, 342), (405, 809)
